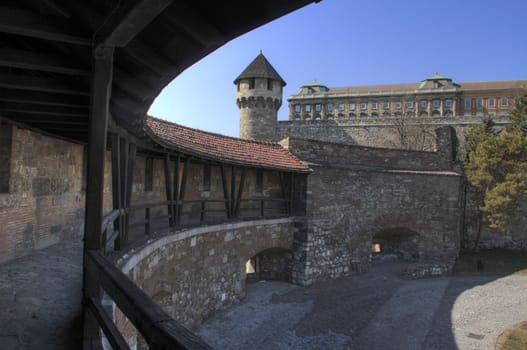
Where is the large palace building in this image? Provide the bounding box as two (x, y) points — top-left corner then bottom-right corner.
(287, 76), (526, 121)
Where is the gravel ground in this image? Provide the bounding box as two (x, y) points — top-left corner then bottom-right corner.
(197, 261), (527, 350)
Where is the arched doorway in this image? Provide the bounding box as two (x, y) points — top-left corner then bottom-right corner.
(245, 248), (293, 283)
(372, 228), (420, 262)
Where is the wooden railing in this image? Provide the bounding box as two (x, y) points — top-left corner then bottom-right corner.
(91, 196), (290, 349)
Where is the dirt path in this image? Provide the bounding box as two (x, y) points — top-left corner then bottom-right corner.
(197, 261), (527, 350)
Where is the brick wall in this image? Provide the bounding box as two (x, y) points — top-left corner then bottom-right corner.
(0, 126), (85, 264)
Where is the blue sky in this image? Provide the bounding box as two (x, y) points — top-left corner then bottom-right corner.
(148, 0), (527, 137)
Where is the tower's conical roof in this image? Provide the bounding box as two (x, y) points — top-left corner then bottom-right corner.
(234, 53), (286, 86)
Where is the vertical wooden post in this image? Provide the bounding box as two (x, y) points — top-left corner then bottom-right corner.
(200, 201), (206, 223)
(83, 45), (114, 350)
(178, 157), (189, 225)
(234, 167), (245, 217)
(110, 133), (122, 250)
(230, 166), (236, 217)
(145, 207), (150, 236)
(124, 142), (136, 243)
(163, 154), (173, 227)
(220, 164), (230, 219)
(117, 137), (128, 248)
(173, 155), (180, 226)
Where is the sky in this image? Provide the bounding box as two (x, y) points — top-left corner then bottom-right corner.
(148, 0), (527, 137)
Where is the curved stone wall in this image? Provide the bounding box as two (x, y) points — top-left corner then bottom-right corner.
(116, 218), (300, 330)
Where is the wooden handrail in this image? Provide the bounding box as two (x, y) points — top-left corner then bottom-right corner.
(85, 250), (212, 350)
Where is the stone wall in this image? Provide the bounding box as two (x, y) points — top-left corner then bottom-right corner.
(114, 218), (302, 347)
(282, 135), (464, 283)
(276, 115), (509, 152)
(0, 125), (85, 264)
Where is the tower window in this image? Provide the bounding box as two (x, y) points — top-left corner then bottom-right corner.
(249, 78), (255, 89)
(267, 79), (273, 91)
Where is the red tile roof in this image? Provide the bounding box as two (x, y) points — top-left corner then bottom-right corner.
(145, 116), (310, 172)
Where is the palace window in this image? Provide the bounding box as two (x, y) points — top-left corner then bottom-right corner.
(406, 101), (414, 109)
(501, 97), (509, 106)
(489, 98), (496, 108)
(383, 101), (390, 109)
(395, 101), (402, 109)
(349, 103), (356, 110)
(307, 87), (314, 94)
(432, 100), (440, 108)
(305, 104), (311, 112)
(464, 99), (472, 108)
(0, 123), (12, 193)
(294, 104), (301, 113)
(445, 99), (453, 108)
(476, 98), (483, 109)
(420, 100), (427, 108)
(360, 102), (367, 110)
(315, 104), (321, 112)
(327, 103), (334, 112)
(349, 113), (356, 118)
(371, 102), (378, 110)
(338, 103), (345, 111)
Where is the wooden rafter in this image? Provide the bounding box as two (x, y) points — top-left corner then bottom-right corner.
(0, 71), (89, 95)
(163, 154), (174, 227)
(0, 6), (91, 45)
(94, 0), (174, 48)
(0, 88), (89, 107)
(0, 48), (90, 76)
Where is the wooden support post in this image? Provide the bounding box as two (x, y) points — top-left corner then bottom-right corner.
(200, 201), (206, 223)
(234, 167), (245, 217)
(110, 133), (122, 250)
(220, 164), (230, 218)
(116, 137), (128, 248)
(260, 199), (265, 218)
(145, 207), (150, 236)
(83, 45), (114, 350)
(124, 142), (135, 243)
(163, 154), (173, 227)
(230, 166), (236, 217)
(173, 155), (180, 226)
(178, 157), (189, 226)
(289, 172), (294, 215)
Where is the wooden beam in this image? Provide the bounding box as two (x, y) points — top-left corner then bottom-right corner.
(0, 88), (89, 108)
(0, 102), (88, 117)
(230, 166), (236, 217)
(124, 41), (176, 77)
(177, 157), (190, 224)
(234, 167), (246, 217)
(85, 250), (212, 349)
(0, 6), (91, 45)
(9, 117), (87, 125)
(220, 164), (230, 218)
(83, 45), (114, 348)
(124, 142), (136, 244)
(86, 298), (130, 350)
(94, 0), (173, 47)
(173, 155), (180, 226)
(111, 133), (123, 251)
(0, 48), (91, 76)
(0, 72), (89, 96)
(163, 154), (174, 227)
(162, 3), (224, 47)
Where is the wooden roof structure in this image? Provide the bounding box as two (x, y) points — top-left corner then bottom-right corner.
(0, 0), (319, 143)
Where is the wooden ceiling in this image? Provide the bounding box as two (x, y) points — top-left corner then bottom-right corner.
(0, 0), (319, 143)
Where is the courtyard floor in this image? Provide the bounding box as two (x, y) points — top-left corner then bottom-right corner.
(197, 259), (527, 350)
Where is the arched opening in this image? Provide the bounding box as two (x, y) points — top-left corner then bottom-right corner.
(245, 248), (293, 283)
(371, 228), (420, 262)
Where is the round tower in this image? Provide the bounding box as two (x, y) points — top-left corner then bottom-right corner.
(234, 53), (285, 142)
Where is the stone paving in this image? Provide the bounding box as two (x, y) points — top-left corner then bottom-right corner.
(198, 260), (527, 350)
(0, 241), (83, 350)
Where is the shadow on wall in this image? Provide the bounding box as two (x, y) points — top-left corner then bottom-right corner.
(371, 227), (420, 262)
(246, 247), (293, 283)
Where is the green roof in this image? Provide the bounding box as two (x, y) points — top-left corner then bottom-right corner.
(422, 74), (452, 81)
(301, 80), (329, 92)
